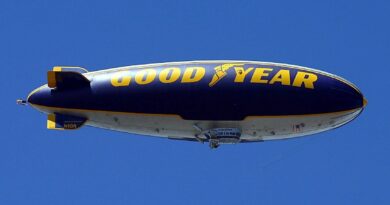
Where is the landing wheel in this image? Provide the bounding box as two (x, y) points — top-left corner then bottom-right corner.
(209, 140), (220, 149)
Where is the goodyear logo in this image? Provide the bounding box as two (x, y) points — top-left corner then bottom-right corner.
(111, 64), (318, 89)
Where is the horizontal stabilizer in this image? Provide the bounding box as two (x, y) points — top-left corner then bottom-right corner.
(47, 113), (87, 130)
(47, 70), (90, 89)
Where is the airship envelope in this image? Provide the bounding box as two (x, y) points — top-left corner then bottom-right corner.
(23, 61), (366, 148)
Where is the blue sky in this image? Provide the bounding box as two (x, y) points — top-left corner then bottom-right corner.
(1, 0), (389, 204)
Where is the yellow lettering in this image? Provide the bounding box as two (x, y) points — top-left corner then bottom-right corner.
(111, 71), (131, 87)
(159, 67), (181, 83)
(269, 69), (291, 85)
(292, 71), (318, 89)
(181, 67), (205, 83)
(251, 68), (273, 83)
(135, 69), (157, 85)
(234, 67), (254, 83)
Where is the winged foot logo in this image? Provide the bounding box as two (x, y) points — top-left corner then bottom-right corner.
(208, 64), (244, 87)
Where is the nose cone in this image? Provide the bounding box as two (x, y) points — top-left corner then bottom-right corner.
(311, 73), (366, 114)
(333, 78), (366, 111)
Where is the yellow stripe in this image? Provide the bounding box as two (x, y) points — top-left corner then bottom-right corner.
(30, 103), (362, 120)
(32, 103), (181, 118)
(245, 108), (362, 119)
(53, 66), (62, 72)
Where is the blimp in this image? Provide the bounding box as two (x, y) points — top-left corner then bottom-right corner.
(19, 61), (367, 148)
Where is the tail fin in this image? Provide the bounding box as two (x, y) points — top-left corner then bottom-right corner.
(47, 113), (87, 130)
(47, 66), (90, 89)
